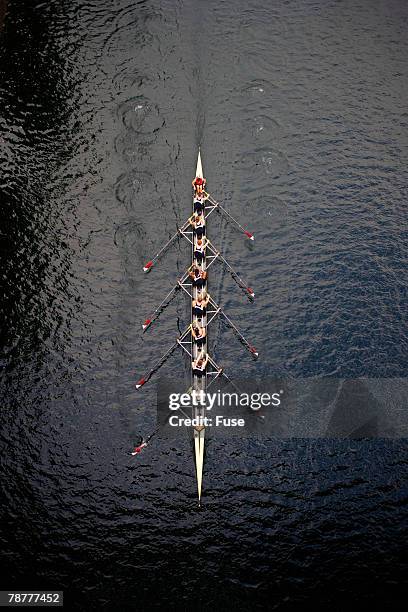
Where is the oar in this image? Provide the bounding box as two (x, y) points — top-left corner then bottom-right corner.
(206, 193), (254, 240)
(207, 241), (255, 300)
(142, 230), (180, 272)
(135, 339), (180, 388)
(131, 424), (160, 455)
(208, 297), (258, 358)
(142, 217), (192, 272)
(218, 253), (255, 299)
(142, 266), (195, 331)
(206, 355), (243, 394)
(142, 283), (180, 331)
(136, 324), (192, 387)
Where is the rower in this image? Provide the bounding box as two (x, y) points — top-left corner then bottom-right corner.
(192, 352), (208, 377)
(194, 236), (207, 264)
(190, 213), (206, 238)
(194, 194), (205, 214)
(192, 292), (209, 319)
(192, 176), (206, 195)
(191, 324), (207, 347)
(189, 265), (207, 288)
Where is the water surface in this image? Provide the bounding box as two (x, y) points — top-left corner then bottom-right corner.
(0, 0), (407, 609)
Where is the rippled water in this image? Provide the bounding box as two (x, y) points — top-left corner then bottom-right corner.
(1, 0), (407, 609)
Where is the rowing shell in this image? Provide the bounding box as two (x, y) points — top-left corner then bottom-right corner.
(192, 149), (205, 505)
(137, 148), (258, 505)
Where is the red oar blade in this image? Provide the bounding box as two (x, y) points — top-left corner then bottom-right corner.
(208, 243), (255, 302)
(140, 282), (181, 333)
(131, 442), (147, 455)
(142, 227), (188, 274)
(135, 337), (182, 391)
(142, 319), (152, 331)
(136, 378), (146, 390)
(207, 194), (255, 241)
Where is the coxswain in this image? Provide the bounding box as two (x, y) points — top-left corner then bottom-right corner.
(189, 265), (207, 288)
(192, 292), (209, 318)
(194, 236), (207, 263)
(191, 324), (207, 347)
(192, 175), (206, 195)
(131, 441), (147, 455)
(192, 352), (208, 377)
(190, 213), (206, 238)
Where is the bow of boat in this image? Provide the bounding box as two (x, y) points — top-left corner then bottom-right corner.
(195, 148), (203, 179)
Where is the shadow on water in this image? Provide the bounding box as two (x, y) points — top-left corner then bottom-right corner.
(0, 1), (79, 377)
(0, 0), (7, 31)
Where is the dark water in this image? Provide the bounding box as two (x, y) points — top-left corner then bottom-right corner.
(1, 0), (407, 609)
